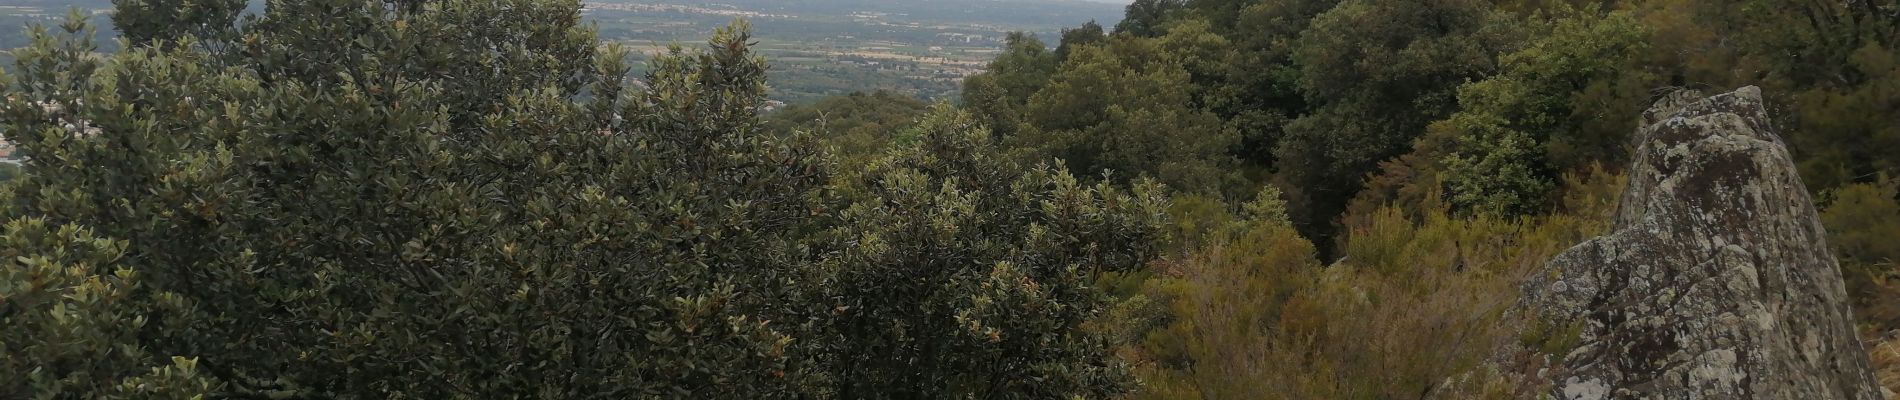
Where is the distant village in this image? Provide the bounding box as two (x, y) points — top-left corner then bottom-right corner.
(580, 2), (795, 19)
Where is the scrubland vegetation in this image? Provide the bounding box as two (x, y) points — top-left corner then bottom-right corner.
(2, 0), (1898, 398)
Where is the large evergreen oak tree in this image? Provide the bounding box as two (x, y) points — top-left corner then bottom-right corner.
(0, 1), (1167, 398)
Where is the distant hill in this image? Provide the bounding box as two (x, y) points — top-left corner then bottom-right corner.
(614, 0), (1122, 28)
(0, 0), (119, 65)
(0, 0), (1118, 103)
(585, 0), (1119, 103)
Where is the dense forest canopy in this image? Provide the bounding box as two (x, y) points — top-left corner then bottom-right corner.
(574, 0), (1124, 103)
(0, 0), (1121, 103)
(965, 0), (1900, 239)
(2, 0), (1898, 398)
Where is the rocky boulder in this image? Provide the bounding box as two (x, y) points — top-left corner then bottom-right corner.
(1521, 86), (1885, 399)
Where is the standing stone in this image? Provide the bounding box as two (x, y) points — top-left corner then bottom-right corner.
(1521, 87), (1885, 399)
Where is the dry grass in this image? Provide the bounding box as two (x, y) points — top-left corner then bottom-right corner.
(1117, 172), (1624, 400)
(1862, 272), (1900, 396)
(1870, 332), (1900, 396)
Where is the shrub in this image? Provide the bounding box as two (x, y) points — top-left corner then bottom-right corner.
(1123, 173), (1619, 400)
(1821, 179), (1900, 328)
(1122, 186), (1317, 399)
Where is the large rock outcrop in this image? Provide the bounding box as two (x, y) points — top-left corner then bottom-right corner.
(1521, 87), (1885, 399)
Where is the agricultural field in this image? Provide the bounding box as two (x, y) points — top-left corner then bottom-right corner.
(0, 0), (116, 55)
(0, 0), (1119, 104)
(584, 0), (1121, 104)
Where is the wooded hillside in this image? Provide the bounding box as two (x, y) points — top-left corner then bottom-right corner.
(2, 0), (1896, 398)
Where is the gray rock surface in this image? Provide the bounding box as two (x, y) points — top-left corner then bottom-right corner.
(1521, 86), (1885, 399)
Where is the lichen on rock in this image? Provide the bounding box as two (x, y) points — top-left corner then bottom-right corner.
(1521, 86), (1885, 399)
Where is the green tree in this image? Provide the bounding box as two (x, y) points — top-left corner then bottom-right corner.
(1500, 8), (1653, 171)
(1181, 0), (1253, 32)
(1216, 0), (1339, 167)
(1276, 0), (1520, 241)
(1436, 112), (1552, 217)
(817, 106), (1168, 397)
(961, 32), (1057, 139)
(8, 9), (820, 395)
(1725, 1), (1900, 190)
(1055, 20), (1108, 63)
(1014, 37), (1240, 194)
(0, 218), (218, 399)
(1633, 0), (1900, 191)
(110, 0), (244, 45)
(1154, 18), (1233, 107)
(1789, 44), (1900, 191)
(763, 90), (930, 167)
(1434, 8), (1651, 216)
(3, 3), (1160, 398)
(1115, 0), (1186, 38)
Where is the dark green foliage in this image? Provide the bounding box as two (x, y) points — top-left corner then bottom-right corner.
(1784, 2), (1900, 190)
(110, 0), (244, 45)
(9, 0), (1900, 397)
(1635, 0), (1900, 191)
(7, 8), (818, 394)
(764, 90), (930, 167)
(1436, 7), (1651, 216)
(237, 0), (602, 134)
(962, 1), (1262, 199)
(1788, 45), (1900, 191)
(1492, 8), (1653, 171)
(1181, 0), (1254, 31)
(1214, 0), (1337, 166)
(1115, 0), (1185, 37)
(0, 218), (218, 399)
(1275, 0), (1521, 237)
(815, 106), (1168, 397)
(1, 3), (1156, 398)
(1013, 37), (1240, 194)
(1288, 0), (1512, 125)
(1055, 20), (1107, 62)
(953, 0), (1900, 293)
(1437, 112), (1553, 217)
(960, 32), (1056, 139)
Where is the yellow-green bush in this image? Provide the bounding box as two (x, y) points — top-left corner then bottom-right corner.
(1871, 332), (1900, 394)
(1163, 192), (1242, 251)
(1820, 179), (1900, 328)
(1822, 180), (1900, 266)
(1122, 186), (1320, 399)
(1313, 206), (1607, 399)
(1121, 171), (1622, 400)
